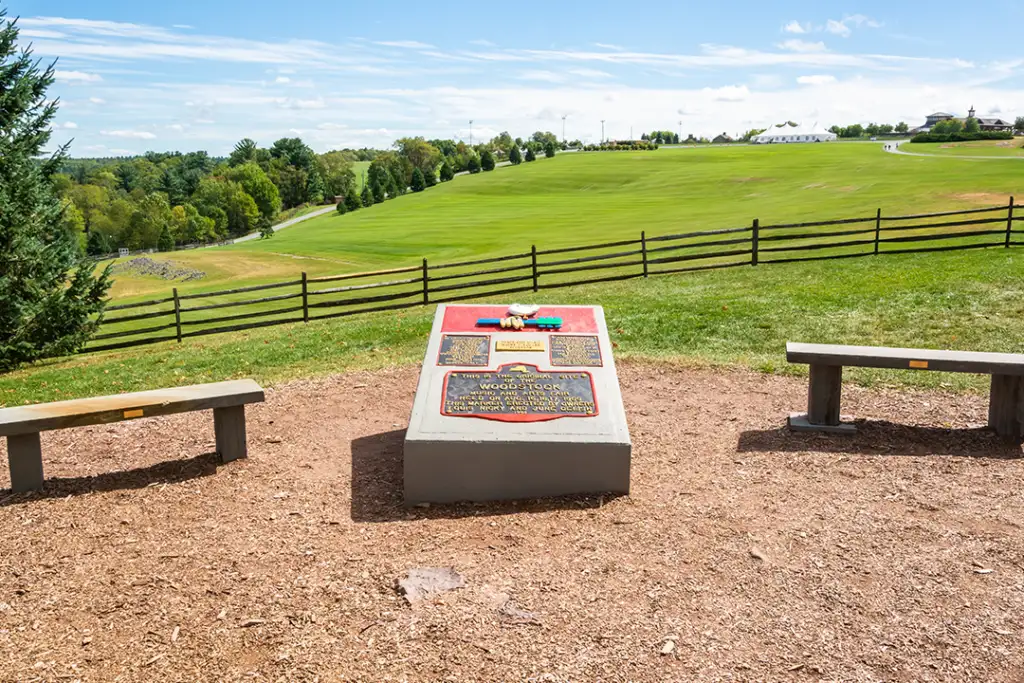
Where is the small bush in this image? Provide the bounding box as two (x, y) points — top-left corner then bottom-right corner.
(344, 191), (360, 212)
(335, 200), (347, 215)
(467, 156), (481, 174)
(525, 147), (536, 162)
(509, 146), (522, 164)
(439, 161), (454, 182)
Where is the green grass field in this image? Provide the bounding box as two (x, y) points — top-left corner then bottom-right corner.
(103, 143), (1023, 301)
(908, 139), (1024, 157)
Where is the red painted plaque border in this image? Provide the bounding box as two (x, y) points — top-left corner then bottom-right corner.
(441, 363), (599, 423)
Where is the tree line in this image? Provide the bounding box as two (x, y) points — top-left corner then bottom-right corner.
(336, 131), (561, 214)
(828, 122), (910, 138)
(59, 138), (359, 255)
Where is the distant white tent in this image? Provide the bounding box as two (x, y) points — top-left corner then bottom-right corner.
(751, 124), (837, 144)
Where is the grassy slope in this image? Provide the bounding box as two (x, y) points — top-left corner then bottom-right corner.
(104, 143), (1023, 300)
(7, 247), (1024, 406)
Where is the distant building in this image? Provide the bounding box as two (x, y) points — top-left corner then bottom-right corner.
(712, 133), (734, 144)
(909, 106), (1013, 134)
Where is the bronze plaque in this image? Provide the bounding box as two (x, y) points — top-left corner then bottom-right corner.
(442, 363), (598, 422)
(549, 335), (603, 367)
(437, 335), (490, 366)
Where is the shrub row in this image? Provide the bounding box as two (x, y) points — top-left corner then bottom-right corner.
(910, 131), (1014, 143)
(582, 142), (660, 152)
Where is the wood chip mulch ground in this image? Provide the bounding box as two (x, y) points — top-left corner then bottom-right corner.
(1, 362), (1023, 682)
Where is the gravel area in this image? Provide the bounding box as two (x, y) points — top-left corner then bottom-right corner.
(1, 363), (1022, 681)
(110, 257), (205, 281)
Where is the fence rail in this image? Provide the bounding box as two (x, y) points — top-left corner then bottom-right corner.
(84, 197), (1023, 354)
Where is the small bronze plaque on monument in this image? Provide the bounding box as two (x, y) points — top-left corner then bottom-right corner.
(437, 335), (490, 366)
(549, 335), (603, 367)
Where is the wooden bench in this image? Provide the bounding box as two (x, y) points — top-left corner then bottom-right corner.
(0, 379), (265, 493)
(786, 342), (1024, 437)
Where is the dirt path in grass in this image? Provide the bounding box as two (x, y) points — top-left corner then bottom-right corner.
(1, 363), (1022, 681)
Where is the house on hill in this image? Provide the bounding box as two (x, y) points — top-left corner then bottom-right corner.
(909, 106), (1013, 134)
(712, 133), (733, 144)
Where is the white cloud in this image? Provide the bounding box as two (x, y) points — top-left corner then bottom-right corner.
(172, 24), (194, 29)
(517, 70), (565, 83)
(569, 68), (613, 79)
(470, 39), (495, 47)
(275, 76), (291, 84)
(594, 43), (625, 51)
(776, 39), (827, 53)
(19, 28), (67, 39)
(375, 40), (434, 49)
(288, 98), (327, 109)
(797, 74), (837, 85)
(101, 130), (156, 139)
(89, 97), (106, 104)
(825, 19), (851, 37)
(168, 123), (185, 131)
(702, 85), (749, 102)
(316, 122), (348, 130)
(54, 70), (103, 83)
(782, 21), (808, 34)
(55, 121), (78, 129)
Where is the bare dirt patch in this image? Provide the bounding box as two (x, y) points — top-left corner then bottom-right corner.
(947, 192), (1011, 205)
(1, 363), (1022, 681)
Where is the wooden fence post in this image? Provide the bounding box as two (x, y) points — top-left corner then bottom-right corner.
(1006, 196), (1015, 248)
(874, 208), (882, 255)
(751, 219), (759, 266)
(641, 231), (649, 278)
(172, 288), (182, 343)
(422, 258), (429, 305)
(301, 272), (309, 323)
(531, 245), (539, 292)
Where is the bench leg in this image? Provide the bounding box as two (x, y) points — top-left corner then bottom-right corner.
(214, 405), (248, 463)
(7, 433), (44, 492)
(789, 364), (854, 434)
(808, 364), (843, 425)
(988, 374), (1023, 438)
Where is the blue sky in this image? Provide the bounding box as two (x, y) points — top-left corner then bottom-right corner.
(8, 0), (1024, 155)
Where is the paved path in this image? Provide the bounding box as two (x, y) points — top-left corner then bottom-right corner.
(233, 205), (336, 244)
(882, 140), (1024, 161)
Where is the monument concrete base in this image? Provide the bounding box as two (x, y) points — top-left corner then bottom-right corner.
(404, 304), (632, 504)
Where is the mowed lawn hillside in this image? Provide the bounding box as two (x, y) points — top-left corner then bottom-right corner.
(105, 143), (1024, 300)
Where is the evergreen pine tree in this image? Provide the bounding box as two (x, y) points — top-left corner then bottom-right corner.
(509, 146), (522, 165)
(0, 12), (111, 370)
(411, 168), (426, 192)
(157, 225), (174, 251)
(336, 200), (347, 215)
(525, 147), (537, 162)
(544, 141), (556, 158)
(344, 191), (360, 212)
(361, 184), (373, 207)
(439, 161), (455, 182)
(86, 230), (110, 256)
(423, 167), (437, 187)
(467, 155), (481, 174)
(480, 150), (495, 171)
(371, 180), (386, 203)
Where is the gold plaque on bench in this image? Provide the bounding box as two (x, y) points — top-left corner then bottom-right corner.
(123, 409), (144, 418)
(495, 340), (546, 352)
(909, 360), (929, 369)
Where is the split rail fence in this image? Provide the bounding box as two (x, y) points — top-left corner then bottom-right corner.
(87, 197), (1024, 354)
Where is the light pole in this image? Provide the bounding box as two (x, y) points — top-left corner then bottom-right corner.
(678, 119), (682, 141)
(469, 120), (473, 146)
(561, 114), (567, 143)
(600, 119), (605, 143)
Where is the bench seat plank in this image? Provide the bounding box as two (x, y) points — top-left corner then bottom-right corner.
(787, 342), (1024, 376)
(0, 379), (265, 437)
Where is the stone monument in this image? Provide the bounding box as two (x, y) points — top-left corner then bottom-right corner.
(404, 304), (632, 503)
